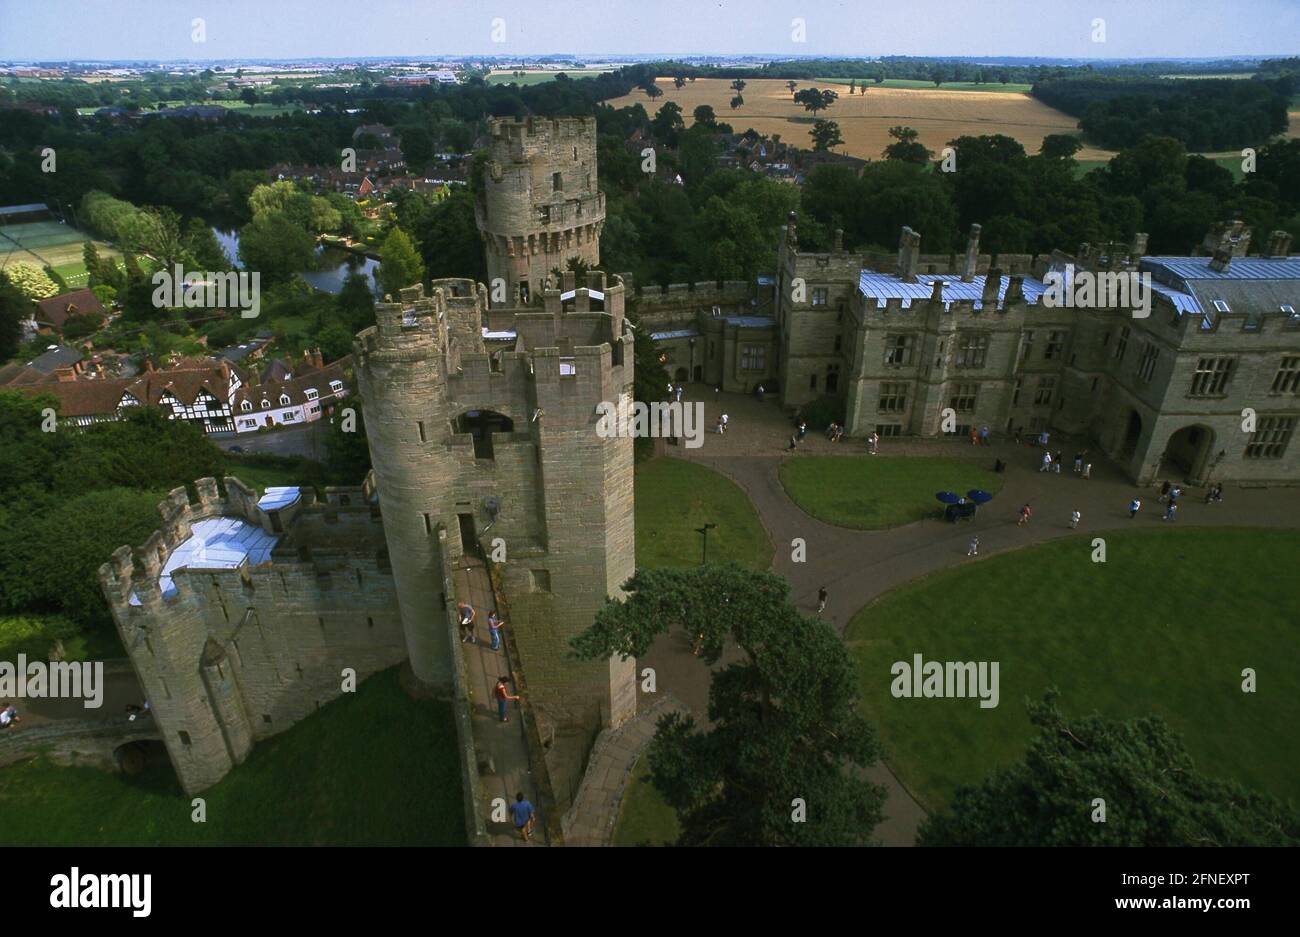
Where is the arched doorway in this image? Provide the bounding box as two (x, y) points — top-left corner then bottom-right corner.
(455, 410), (514, 460)
(1119, 409), (1142, 461)
(674, 367), (688, 383)
(1162, 425), (1216, 483)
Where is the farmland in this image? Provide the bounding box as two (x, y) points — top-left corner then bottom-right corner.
(607, 77), (1111, 161)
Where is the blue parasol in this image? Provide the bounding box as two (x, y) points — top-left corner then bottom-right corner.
(936, 491), (961, 504)
(966, 489), (994, 504)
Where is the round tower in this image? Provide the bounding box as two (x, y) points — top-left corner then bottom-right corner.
(475, 116), (604, 305)
(352, 283), (467, 691)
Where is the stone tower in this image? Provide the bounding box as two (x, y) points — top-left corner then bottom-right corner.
(353, 274), (637, 802)
(475, 116), (604, 306)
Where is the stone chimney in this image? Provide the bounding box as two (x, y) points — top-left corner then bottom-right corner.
(144, 357), (155, 373)
(1129, 232), (1149, 262)
(1201, 219), (1251, 259)
(896, 226), (921, 283)
(961, 224), (982, 282)
(1004, 274), (1025, 308)
(833, 228), (843, 252)
(1209, 248), (1232, 274)
(55, 366), (76, 383)
(980, 267), (1003, 310)
(1266, 230), (1293, 258)
(313, 347), (324, 369)
(929, 279), (946, 305)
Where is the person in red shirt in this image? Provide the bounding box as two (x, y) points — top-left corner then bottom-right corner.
(494, 677), (520, 723)
(1017, 503), (1032, 527)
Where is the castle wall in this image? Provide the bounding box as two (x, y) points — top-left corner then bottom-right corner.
(99, 478), (406, 795)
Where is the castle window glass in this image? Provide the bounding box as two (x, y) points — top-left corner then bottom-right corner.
(1045, 331), (1068, 360)
(552, 172), (563, 193)
(878, 382), (908, 412)
(949, 383), (978, 413)
(1271, 357), (1300, 394)
(812, 287), (829, 307)
(740, 345), (766, 371)
(1190, 357), (1234, 397)
(1114, 326), (1130, 360)
(1137, 343), (1159, 383)
(883, 334), (914, 366)
(1019, 330), (1034, 363)
(955, 333), (988, 368)
(1034, 376), (1056, 406)
(1245, 417), (1295, 459)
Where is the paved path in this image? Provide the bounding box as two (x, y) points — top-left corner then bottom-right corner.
(454, 561), (545, 846)
(637, 384), (1300, 845)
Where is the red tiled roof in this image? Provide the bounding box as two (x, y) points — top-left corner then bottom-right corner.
(36, 289), (106, 329)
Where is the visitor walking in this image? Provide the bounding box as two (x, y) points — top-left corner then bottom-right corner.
(0, 704), (19, 730)
(1040, 451), (1052, 472)
(787, 434), (798, 451)
(967, 536), (979, 556)
(1082, 462), (1092, 480)
(1158, 480), (1171, 503)
(1053, 450), (1063, 474)
(457, 601), (477, 644)
(494, 676), (520, 723)
(826, 421), (838, 441)
(756, 383), (765, 403)
(817, 586), (828, 615)
(980, 425), (990, 446)
(716, 417), (725, 435)
(868, 431), (880, 455)
(1069, 510), (1081, 529)
(1164, 501), (1178, 522)
(969, 427), (979, 446)
(511, 792), (536, 842)
(675, 384), (683, 403)
(1018, 503), (1032, 527)
(1170, 485), (1182, 504)
(1038, 430), (1050, 448)
(1073, 452), (1083, 473)
(487, 611), (505, 651)
(1129, 498), (1141, 519)
(720, 413), (729, 434)
(797, 420), (807, 441)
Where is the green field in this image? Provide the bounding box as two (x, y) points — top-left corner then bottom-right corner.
(846, 528), (1300, 812)
(613, 756), (681, 846)
(76, 100), (304, 117)
(485, 69), (613, 86)
(0, 219), (120, 282)
(0, 668), (466, 845)
(634, 456), (773, 570)
(815, 77), (1034, 94)
(779, 455), (1003, 529)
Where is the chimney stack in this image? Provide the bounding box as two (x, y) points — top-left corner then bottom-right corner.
(55, 366), (76, 383)
(1209, 248), (1232, 273)
(961, 223), (982, 282)
(833, 228), (843, 252)
(1266, 230), (1293, 258)
(1129, 232), (1149, 263)
(929, 279), (946, 305)
(981, 267), (1003, 310)
(313, 347), (324, 369)
(897, 226), (921, 283)
(144, 357), (155, 373)
(1004, 274), (1025, 308)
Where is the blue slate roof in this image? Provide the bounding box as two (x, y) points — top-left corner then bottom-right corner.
(1142, 256), (1300, 282)
(256, 487), (301, 511)
(129, 517), (280, 606)
(649, 328), (701, 341)
(857, 272), (1050, 310)
(721, 316), (776, 328)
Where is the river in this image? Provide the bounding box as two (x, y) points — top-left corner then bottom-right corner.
(213, 228), (381, 295)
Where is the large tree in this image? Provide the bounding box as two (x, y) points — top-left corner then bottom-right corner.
(794, 87), (838, 115)
(810, 119), (844, 152)
(919, 692), (1300, 847)
(237, 211), (317, 283)
(377, 226), (425, 297)
(572, 565), (887, 845)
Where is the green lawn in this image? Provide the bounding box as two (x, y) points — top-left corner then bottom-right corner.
(846, 528), (1300, 812)
(815, 77), (1034, 94)
(634, 457), (773, 570)
(613, 756), (681, 846)
(0, 667), (466, 845)
(779, 455), (1003, 529)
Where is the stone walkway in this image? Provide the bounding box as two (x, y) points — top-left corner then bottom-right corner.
(636, 384), (1300, 845)
(562, 694), (687, 846)
(454, 561), (546, 846)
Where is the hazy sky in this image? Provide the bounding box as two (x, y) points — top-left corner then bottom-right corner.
(2, 0), (1297, 60)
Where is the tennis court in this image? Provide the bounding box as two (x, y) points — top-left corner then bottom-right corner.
(0, 219), (121, 288)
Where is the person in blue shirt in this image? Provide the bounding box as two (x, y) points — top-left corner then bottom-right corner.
(511, 792), (536, 841)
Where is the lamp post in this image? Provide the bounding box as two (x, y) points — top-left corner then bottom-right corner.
(696, 523), (716, 566)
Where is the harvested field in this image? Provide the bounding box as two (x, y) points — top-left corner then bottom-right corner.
(607, 77), (1115, 162)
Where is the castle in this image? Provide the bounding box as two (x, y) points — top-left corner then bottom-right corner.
(100, 114), (1299, 807)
